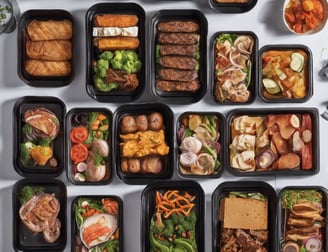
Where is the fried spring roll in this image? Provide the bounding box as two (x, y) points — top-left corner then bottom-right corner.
(25, 59), (71, 77)
(94, 37), (140, 50)
(27, 19), (72, 41)
(94, 14), (139, 27)
(26, 40), (72, 61)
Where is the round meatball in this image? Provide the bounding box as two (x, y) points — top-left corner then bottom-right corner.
(141, 156), (162, 174)
(148, 112), (164, 130)
(121, 159), (129, 173)
(135, 115), (148, 131)
(121, 115), (137, 133)
(128, 158), (141, 173)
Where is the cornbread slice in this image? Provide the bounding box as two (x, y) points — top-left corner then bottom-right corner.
(221, 197), (268, 230)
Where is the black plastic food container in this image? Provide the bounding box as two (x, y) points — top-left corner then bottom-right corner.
(211, 31), (258, 105)
(150, 9), (208, 104)
(226, 108), (319, 176)
(17, 9), (74, 87)
(278, 186), (327, 252)
(71, 195), (123, 252)
(13, 96), (66, 178)
(12, 178), (67, 252)
(212, 181), (276, 252)
(85, 2), (146, 103)
(65, 108), (113, 185)
(141, 180), (205, 252)
(113, 102), (174, 184)
(209, 0), (258, 13)
(259, 44), (313, 103)
(176, 111), (225, 179)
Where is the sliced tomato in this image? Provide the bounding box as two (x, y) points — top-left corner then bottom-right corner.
(71, 143), (88, 164)
(70, 126), (89, 143)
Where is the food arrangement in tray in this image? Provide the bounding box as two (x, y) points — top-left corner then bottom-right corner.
(212, 181), (276, 252)
(142, 181), (204, 252)
(66, 108), (112, 184)
(86, 3), (145, 102)
(151, 10), (207, 104)
(209, 0), (258, 13)
(12, 179), (67, 251)
(283, 0), (328, 34)
(213, 32), (258, 104)
(17, 9), (74, 87)
(259, 45), (313, 103)
(227, 108), (319, 175)
(177, 112), (224, 177)
(13, 96), (66, 177)
(114, 103), (174, 184)
(72, 196), (122, 252)
(279, 187), (327, 252)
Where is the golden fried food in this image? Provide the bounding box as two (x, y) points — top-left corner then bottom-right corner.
(26, 40), (72, 61)
(94, 14), (138, 27)
(27, 19), (72, 41)
(94, 37), (140, 50)
(25, 59), (71, 77)
(120, 130), (170, 158)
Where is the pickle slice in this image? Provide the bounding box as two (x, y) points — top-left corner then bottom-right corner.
(290, 52), (304, 72)
(263, 78), (280, 94)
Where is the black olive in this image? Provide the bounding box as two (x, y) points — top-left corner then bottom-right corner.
(72, 113), (89, 126)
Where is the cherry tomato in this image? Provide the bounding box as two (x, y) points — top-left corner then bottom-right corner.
(70, 143), (88, 164)
(70, 126), (89, 143)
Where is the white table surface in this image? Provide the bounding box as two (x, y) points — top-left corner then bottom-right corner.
(1, 0), (328, 251)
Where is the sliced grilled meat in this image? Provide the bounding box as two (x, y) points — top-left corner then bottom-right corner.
(158, 69), (198, 82)
(156, 80), (200, 92)
(43, 218), (61, 243)
(159, 56), (197, 70)
(159, 44), (199, 57)
(23, 108), (60, 140)
(19, 193), (60, 234)
(106, 68), (139, 91)
(157, 21), (200, 33)
(157, 32), (199, 45)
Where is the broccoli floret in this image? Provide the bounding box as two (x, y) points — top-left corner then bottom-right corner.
(99, 51), (114, 61)
(110, 58), (123, 70)
(162, 219), (174, 238)
(94, 59), (109, 78)
(94, 77), (119, 92)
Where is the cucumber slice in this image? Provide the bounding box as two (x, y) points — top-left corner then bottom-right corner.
(263, 78), (280, 94)
(290, 52), (304, 72)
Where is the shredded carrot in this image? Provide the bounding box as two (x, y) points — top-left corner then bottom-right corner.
(155, 190), (195, 218)
(83, 223), (111, 246)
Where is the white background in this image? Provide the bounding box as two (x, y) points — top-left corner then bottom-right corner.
(1, 0), (328, 251)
